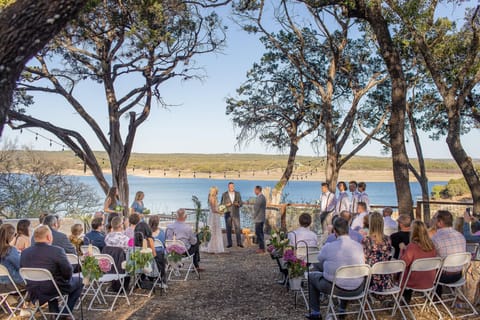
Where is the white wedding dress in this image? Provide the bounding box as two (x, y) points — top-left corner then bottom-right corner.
(206, 203), (224, 253)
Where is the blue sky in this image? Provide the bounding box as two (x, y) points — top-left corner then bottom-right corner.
(2, 2), (478, 159)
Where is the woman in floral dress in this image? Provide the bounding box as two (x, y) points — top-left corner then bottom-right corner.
(362, 212), (394, 296)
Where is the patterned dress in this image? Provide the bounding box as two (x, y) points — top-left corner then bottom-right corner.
(362, 236), (394, 293)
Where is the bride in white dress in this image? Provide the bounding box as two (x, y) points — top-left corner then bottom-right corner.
(206, 186), (224, 253)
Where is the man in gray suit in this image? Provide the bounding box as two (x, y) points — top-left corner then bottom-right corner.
(220, 182), (243, 248)
(253, 185), (267, 253)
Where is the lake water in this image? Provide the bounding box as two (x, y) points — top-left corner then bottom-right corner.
(77, 175), (447, 214)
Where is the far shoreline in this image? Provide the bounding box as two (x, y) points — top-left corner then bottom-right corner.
(64, 168), (462, 183)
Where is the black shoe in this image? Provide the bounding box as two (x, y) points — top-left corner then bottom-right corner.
(238, 244), (244, 248)
(305, 313), (322, 320)
(227, 245), (232, 248)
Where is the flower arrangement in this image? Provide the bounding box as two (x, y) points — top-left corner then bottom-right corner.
(82, 254), (111, 282)
(198, 225), (211, 243)
(217, 204), (226, 215)
(283, 247), (308, 278)
(166, 244), (187, 263)
(125, 240), (154, 273)
(266, 229), (289, 257)
(115, 205), (125, 213)
(143, 208), (151, 215)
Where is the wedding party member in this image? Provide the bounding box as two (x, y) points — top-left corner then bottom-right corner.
(130, 191), (145, 214)
(362, 212), (393, 295)
(253, 186), (267, 253)
(431, 210), (466, 296)
(325, 211), (363, 244)
(383, 207), (397, 236)
(319, 183), (336, 233)
(351, 202), (368, 232)
(0, 224), (24, 293)
(335, 182), (350, 215)
(21, 226), (83, 316)
(40, 215), (76, 254)
(104, 186), (121, 214)
(166, 209), (202, 271)
(390, 214), (411, 259)
(207, 186), (224, 254)
(399, 220), (437, 303)
(12, 219), (31, 252)
(68, 223), (84, 255)
(84, 217), (106, 252)
(306, 218), (365, 320)
(349, 181), (361, 214)
(358, 182), (370, 212)
(288, 213), (318, 247)
(220, 182), (243, 248)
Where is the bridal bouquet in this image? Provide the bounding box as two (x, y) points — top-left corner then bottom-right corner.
(217, 204), (226, 215)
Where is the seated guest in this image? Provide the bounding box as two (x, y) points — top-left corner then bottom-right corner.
(105, 217), (130, 252)
(390, 214), (411, 259)
(325, 210), (362, 244)
(68, 223), (84, 255)
(12, 219), (31, 252)
(306, 218), (365, 320)
(84, 217), (105, 252)
(288, 213), (318, 247)
(351, 202), (368, 232)
(39, 215), (76, 254)
(20, 226), (83, 316)
(428, 214), (438, 238)
(124, 214), (137, 240)
(432, 210), (466, 296)
(149, 215), (166, 244)
(166, 208), (202, 271)
(359, 214), (369, 237)
(0, 224), (24, 292)
(135, 216), (167, 286)
(383, 207), (397, 236)
(362, 212), (393, 295)
(399, 220), (437, 303)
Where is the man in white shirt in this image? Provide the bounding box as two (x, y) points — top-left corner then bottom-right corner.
(306, 218), (365, 320)
(349, 181), (361, 214)
(351, 202), (368, 232)
(166, 208), (202, 270)
(335, 181), (350, 215)
(288, 213), (318, 247)
(358, 182), (370, 212)
(319, 183), (336, 236)
(382, 207), (397, 236)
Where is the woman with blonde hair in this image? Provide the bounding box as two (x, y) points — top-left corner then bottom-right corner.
(362, 212), (393, 295)
(400, 220), (437, 303)
(131, 191), (145, 214)
(206, 186), (224, 253)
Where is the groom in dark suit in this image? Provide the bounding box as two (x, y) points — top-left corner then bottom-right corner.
(221, 182), (243, 248)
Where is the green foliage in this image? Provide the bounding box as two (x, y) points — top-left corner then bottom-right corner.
(82, 255), (102, 281)
(192, 195), (208, 234)
(0, 0), (14, 8)
(126, 249), (154, 273)
(431, 178), (471, 199)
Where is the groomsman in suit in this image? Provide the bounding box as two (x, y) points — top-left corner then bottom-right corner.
(221, 182), (243, 248)
(349, 181), (361, 214)
(335, 181), (350, 215)
(253, 186), (267, 253)
(358, 182), (370, 212)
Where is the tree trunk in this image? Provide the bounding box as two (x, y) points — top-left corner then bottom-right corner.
(407, 103), (430, 220)
(0, 0), (87, 135)
(325, 150), (339, 193)
(365, 5), (413, 215)
(274, 141), (299, 204)
(446, 104), (480, 213)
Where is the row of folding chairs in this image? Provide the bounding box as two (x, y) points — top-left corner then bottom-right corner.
(306, 252), (478, 320)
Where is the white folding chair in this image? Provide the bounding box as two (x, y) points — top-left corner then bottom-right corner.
(398, 257), (443, 320)
(466, 243), (479, 261)
(80, 245), (101, 255)
(19, 267), (75, 320)
(87, 254), (130, 312)
(127, 247), (164, 297)
(434, 252), (478, 318)
(325, 264), (371, 320)
(367, 260), (407, 320)
(0, 265), (25, 319)
(165, 239), (199, 281)
(292, 243), (319, 309)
